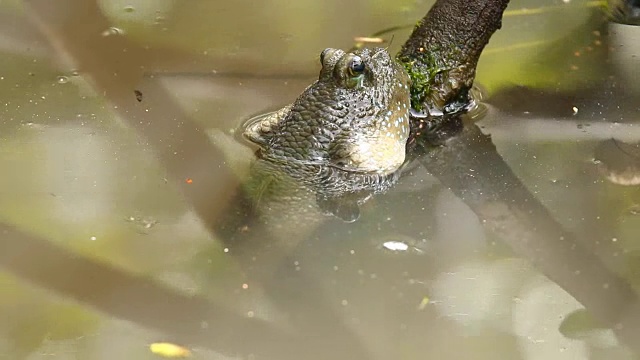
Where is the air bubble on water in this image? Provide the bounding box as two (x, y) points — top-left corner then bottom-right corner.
(101, 27), (125, 37)
(591, 158), (602, 165)
(123, 5), (135, 13)
(90, 236), (97, 241)
(71, 70), (80, 76)
(56, 76), (69, 84)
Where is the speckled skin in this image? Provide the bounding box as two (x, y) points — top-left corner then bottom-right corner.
(245, 47), (411, 175)
(243, 47), (411, 221)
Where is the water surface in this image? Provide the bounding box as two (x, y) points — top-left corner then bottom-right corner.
(0, 0), (639, 359)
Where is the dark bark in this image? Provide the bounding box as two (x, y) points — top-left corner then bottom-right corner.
(398, 0), (510, 115)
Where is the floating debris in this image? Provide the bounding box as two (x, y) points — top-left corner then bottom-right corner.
(149, 342), (191, 358)
(134, 89), (143, 102)
(101, 27), (125, 37)
(378, 235), (428, 255)
(382, 241), (409, 251)
(417, 296), (430, 310)
(125, 214), (158, 233)
(628, 204), (640, 215)
(354, 36), (385, 44)
(594, 139), (640, 186)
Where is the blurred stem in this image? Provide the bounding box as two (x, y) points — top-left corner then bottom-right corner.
(0, 223), (304, 358)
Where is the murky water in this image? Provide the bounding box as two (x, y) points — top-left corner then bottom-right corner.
(0, 0), (639, 359)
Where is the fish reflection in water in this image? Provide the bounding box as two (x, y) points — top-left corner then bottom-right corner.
(595, 139), (640, 186)
(242, 47), (411, 223)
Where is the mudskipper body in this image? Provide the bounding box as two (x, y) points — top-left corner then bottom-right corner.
(243, 47), (411, 222)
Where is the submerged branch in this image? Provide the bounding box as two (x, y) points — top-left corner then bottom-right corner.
(0, 223), (303, 358)
(401, 0), (640, 354)
(417, 122), (640, 353)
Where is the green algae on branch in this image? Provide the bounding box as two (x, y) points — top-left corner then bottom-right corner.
(397, 0), (511, 115)
(397, 48), (452, 113)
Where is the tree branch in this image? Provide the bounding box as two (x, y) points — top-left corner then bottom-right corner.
(398, 0), (510, 115)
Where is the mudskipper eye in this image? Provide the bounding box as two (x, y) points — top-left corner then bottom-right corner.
(348, 56), (365, 76)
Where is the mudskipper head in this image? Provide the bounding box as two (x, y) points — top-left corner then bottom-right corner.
(244, 47), (411, 176)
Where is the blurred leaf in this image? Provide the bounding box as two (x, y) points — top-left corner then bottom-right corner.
(41, 303), (98, 341)
(0, 275), (98, 358)
(559, 309), (605, 339)
(150, 342), (192, 358)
